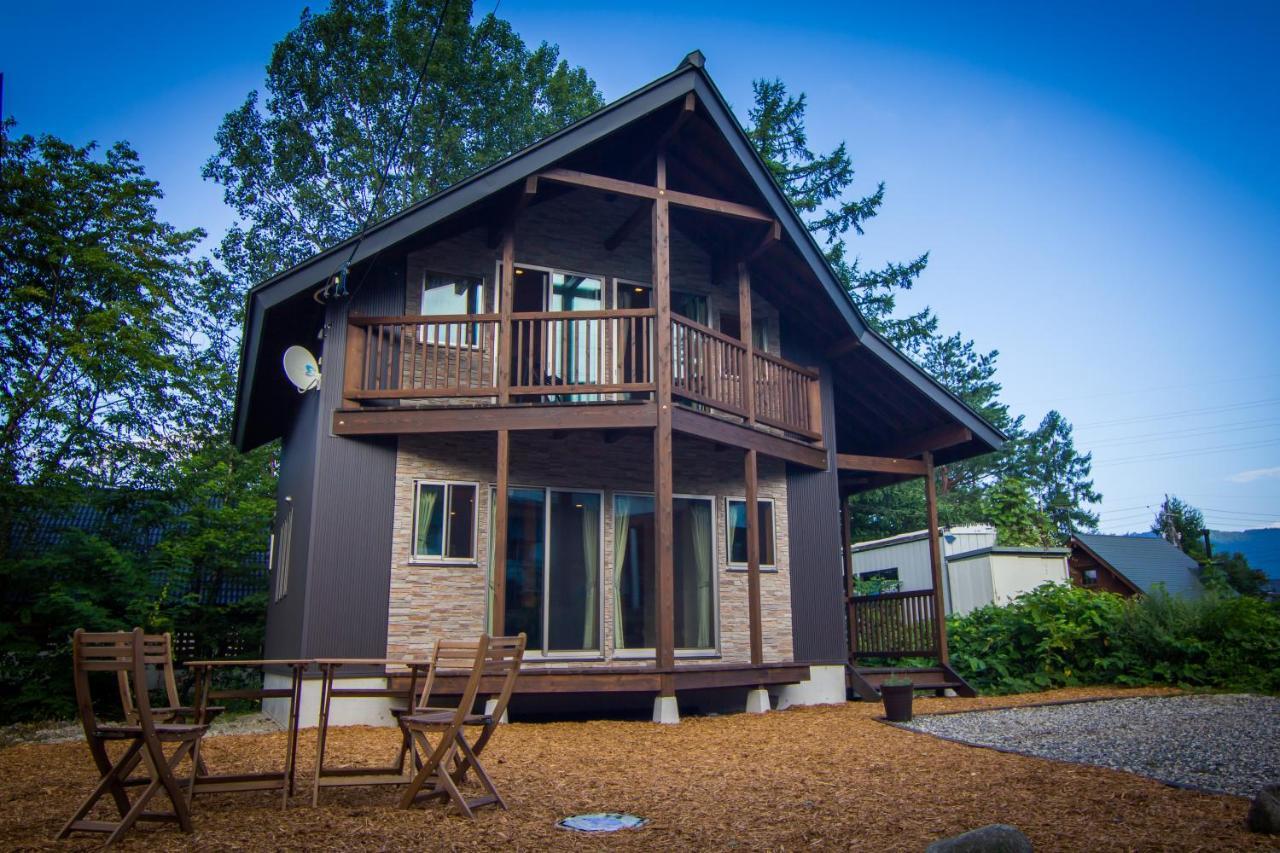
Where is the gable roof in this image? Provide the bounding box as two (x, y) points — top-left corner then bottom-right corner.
(1072, 533), (1206, 598)
(234, 51), (1006, 456)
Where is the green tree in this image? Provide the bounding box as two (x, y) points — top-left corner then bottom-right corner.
(0, 126), (208, 546)
(1021, 410), (1100, 537)
(980, 477), (1057, 547)
(204, 0), (604, 287)
(1152, 494), (1207, 559)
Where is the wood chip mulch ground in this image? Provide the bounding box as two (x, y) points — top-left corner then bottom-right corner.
(1, 686), (1271, 851)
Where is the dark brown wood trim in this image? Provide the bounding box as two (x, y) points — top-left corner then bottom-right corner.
(388, 662), (811, 695)
(824, 337), (861, 360)
(737, 262), (756, 425)
(671, 407), (828, 469)
(836, 453), (929, 476)
(498, 231), (515, 404)
(539, 167), (775, 224)
(923, 450), (950, 665)
(332, 402), (658, 435)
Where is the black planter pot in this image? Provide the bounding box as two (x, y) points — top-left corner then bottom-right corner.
(881, 682), (914, 722)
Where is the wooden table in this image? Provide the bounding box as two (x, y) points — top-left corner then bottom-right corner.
(186, 659), (311, 809)
(311, 658), (431, 805)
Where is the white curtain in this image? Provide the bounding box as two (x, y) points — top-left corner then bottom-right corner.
(612, 497), (631, 650)
(582, 496), (601, 649)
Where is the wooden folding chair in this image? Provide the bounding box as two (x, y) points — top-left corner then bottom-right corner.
(118, 633), (223, 728)
(118, 632), (221, 776)
(58, 629), (207, 845)
(397, 636), (501, 817)
(451, 634), (526, 786)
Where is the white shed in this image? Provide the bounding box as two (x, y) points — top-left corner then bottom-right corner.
(850, 525), (1069, 615)
(945, 546), (1072, 616)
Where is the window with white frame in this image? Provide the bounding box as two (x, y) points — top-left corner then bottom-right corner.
(420, 272), (484, 345)
(726, 497), (777, 568)
(272, 503), (293, 601)
(412, 481), (478, 562)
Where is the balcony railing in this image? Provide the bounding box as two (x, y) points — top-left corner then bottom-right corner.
(344, 309), (820, 440)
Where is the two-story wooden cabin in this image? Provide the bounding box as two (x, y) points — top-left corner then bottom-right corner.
(235, 52), (1004, 723)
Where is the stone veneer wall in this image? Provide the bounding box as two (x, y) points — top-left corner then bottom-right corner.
(387, 430), (794, 666)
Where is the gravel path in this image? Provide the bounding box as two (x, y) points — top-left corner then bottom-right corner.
(902, 693), (1280, 797)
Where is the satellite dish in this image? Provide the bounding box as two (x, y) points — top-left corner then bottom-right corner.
(283, 346), (321, 393)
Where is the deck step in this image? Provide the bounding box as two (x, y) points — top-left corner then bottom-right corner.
(846, 664), (973, 699)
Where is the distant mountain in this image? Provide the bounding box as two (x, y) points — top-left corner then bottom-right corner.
(1209, 528), (1280, 579)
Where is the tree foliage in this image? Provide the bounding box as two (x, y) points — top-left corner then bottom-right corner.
(205, 0), (604, 287)
(980, 477), (1057, 547)
(948, 583), (1280, 695)
(1152, 496), (1269, 597)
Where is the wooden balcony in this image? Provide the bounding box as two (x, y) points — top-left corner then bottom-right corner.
(341, 310), (821, 441)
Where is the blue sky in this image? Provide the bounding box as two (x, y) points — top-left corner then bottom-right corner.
(3, 1), (1278, 539)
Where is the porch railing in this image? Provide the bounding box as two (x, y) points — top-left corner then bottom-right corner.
(849, 588), (938, 658)
(344, 310), (820, 439)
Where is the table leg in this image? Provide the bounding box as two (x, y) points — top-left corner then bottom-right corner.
(311, 664), (336, 807)
(283, 663), (304, 808)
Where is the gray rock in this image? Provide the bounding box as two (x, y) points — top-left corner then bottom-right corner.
(1247, 784), (1280, 834)
(926, 824), (1032, 853)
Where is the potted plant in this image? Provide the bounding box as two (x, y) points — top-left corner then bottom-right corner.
(880, 674), (914, 722)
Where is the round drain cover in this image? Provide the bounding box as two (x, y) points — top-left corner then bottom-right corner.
(556, 812), (649, 832)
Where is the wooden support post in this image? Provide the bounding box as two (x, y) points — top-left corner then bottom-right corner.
(492, 430), (510, 634)
(342, 318), (367, 408)
(737, 262), (756, 425)
(745, 448), (763, 666)
(652, 154), (675, 697)
(923, 450), (949, 665)
(841, 491), (857, 665)
(498, 231), (515, 404)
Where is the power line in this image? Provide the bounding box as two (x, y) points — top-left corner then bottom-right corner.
(1018, 371), (1280, 406)
(1091, 438), (1280, 467)
(1074, 397), (1280, 430)
(1082, 418), (1280, 449)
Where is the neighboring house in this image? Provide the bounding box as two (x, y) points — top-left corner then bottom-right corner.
(234, 52), (1005, 723)
(850, 525), (1070, 616)
(1068, 533), (1206, 598)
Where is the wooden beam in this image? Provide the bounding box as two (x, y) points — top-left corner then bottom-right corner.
(744, 220), (782, 264)
(604, 202), (649, 252)
(876, 424), (973, 459)
(658, 92), (697, 149)
(923, 450), (950, 666)
(824, 337), (861, 360)
(652, 153), (676, 695)
(836, 453), (929, 476)
(492, 430), (510, 635)
(332, 402), (658, 435)
(671, 407), (827, 469)
(841, 493), (857, 664)
(539, 167), (774, 224)
(745, 448), (763, 666)
(485, 177), (538, 249)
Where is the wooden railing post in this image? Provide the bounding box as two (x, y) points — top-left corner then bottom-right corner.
(737, 262), (756, 425)
(342, 317), (367, 408)
(653, 154), (675, 697)
(923, 450), (950, 665)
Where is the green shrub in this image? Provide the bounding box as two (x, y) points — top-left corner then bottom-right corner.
(947, 582), (1280, 695)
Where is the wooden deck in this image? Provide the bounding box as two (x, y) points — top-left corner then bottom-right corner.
(386, 661), (812, 696)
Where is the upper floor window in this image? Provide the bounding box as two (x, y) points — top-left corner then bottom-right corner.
(413, 480), (478, 562)
(1081, 568), (1099, 587)
(726, 497), (776, 568)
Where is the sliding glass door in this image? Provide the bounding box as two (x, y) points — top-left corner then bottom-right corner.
(492, 487), (602, 655)
(613, 493), (716, 653)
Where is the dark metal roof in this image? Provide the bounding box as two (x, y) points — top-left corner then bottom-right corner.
(1072, 533), (1206, 598)
(947, 545), (1071, 561)
(233, 52), (1007, 456)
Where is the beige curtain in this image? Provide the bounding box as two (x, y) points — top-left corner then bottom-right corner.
(612, 497), (631, 650)
(582, 496), (601, 649)
(691, 500), (713, 649)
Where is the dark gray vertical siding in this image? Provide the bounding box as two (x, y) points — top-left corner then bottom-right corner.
(263, 390), (318, 660)
(781, 329), (847, 664)
(300, 258), (402, 660)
